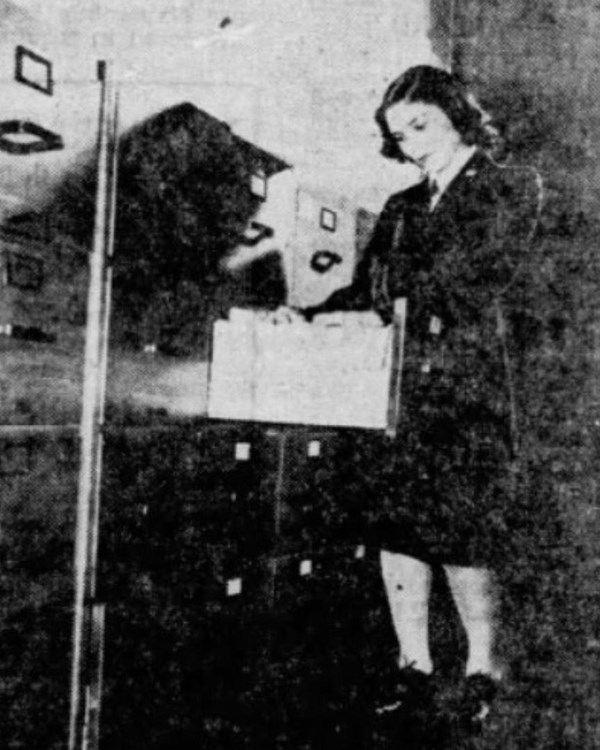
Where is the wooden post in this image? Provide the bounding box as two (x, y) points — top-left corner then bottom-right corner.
(68, 60), (119, 750)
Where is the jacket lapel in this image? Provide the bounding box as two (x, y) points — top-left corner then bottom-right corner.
(428, 149), (491, 222)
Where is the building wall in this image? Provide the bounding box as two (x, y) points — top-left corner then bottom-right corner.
(2, 0), (438, 212)
(431, 1), (600, 746)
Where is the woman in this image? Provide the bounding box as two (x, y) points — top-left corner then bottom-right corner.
(298, 65), (542, 725)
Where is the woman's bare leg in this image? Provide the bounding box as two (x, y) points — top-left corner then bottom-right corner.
(380, 550), (434, 674)
(443, 564), (504, 679)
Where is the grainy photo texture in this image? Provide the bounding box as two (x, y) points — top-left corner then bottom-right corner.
(0, 1), (597, 749)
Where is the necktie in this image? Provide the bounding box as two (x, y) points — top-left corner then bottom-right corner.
(429, 180), (439, 210)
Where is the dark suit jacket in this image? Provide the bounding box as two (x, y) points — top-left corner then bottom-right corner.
(309, 149), (542, 452)
(307, 150), (543, 564)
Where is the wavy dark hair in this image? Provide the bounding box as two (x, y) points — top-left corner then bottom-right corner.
(375, 65), (496, 161)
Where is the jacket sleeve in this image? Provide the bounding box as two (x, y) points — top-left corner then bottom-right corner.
(460, 165), (543, 453)
(302, 192), (405, 320)
(444, 166), (542, 320)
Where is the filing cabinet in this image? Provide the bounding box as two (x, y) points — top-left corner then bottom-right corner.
(0, 429), (78, 750)
(99, 423), (269, 596)
(258, 427), (373, 552)
(173, 425), (273, 555)
(98, 420), (381, 749)
(286, 186), (362, 310)
(0, 228), (89, 426)
(265, 544), (380, 665)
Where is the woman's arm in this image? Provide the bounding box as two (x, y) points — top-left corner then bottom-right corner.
(437, 165), (542, 325)
(302, 192), (405, 320)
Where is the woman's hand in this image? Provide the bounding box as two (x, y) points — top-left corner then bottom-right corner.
(266, 306), (305, 324)
(312, 310), (384, 327)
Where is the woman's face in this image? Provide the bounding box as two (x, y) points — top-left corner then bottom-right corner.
(384, 99), (464, 176)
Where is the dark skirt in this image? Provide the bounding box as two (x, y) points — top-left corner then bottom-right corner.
(371, 370), (518, 568)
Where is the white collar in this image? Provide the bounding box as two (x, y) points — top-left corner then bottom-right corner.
(429, 145), (477, 210)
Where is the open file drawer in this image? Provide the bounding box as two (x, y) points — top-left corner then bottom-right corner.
(208, 303), (406, 433)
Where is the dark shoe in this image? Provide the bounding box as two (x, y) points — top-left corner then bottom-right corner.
(459, 673), (499, 726)
(374, 665), (435, 717)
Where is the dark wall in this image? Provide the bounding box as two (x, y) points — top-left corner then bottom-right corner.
(431, 1), (600, 747)
(431, 0), (599, 538)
